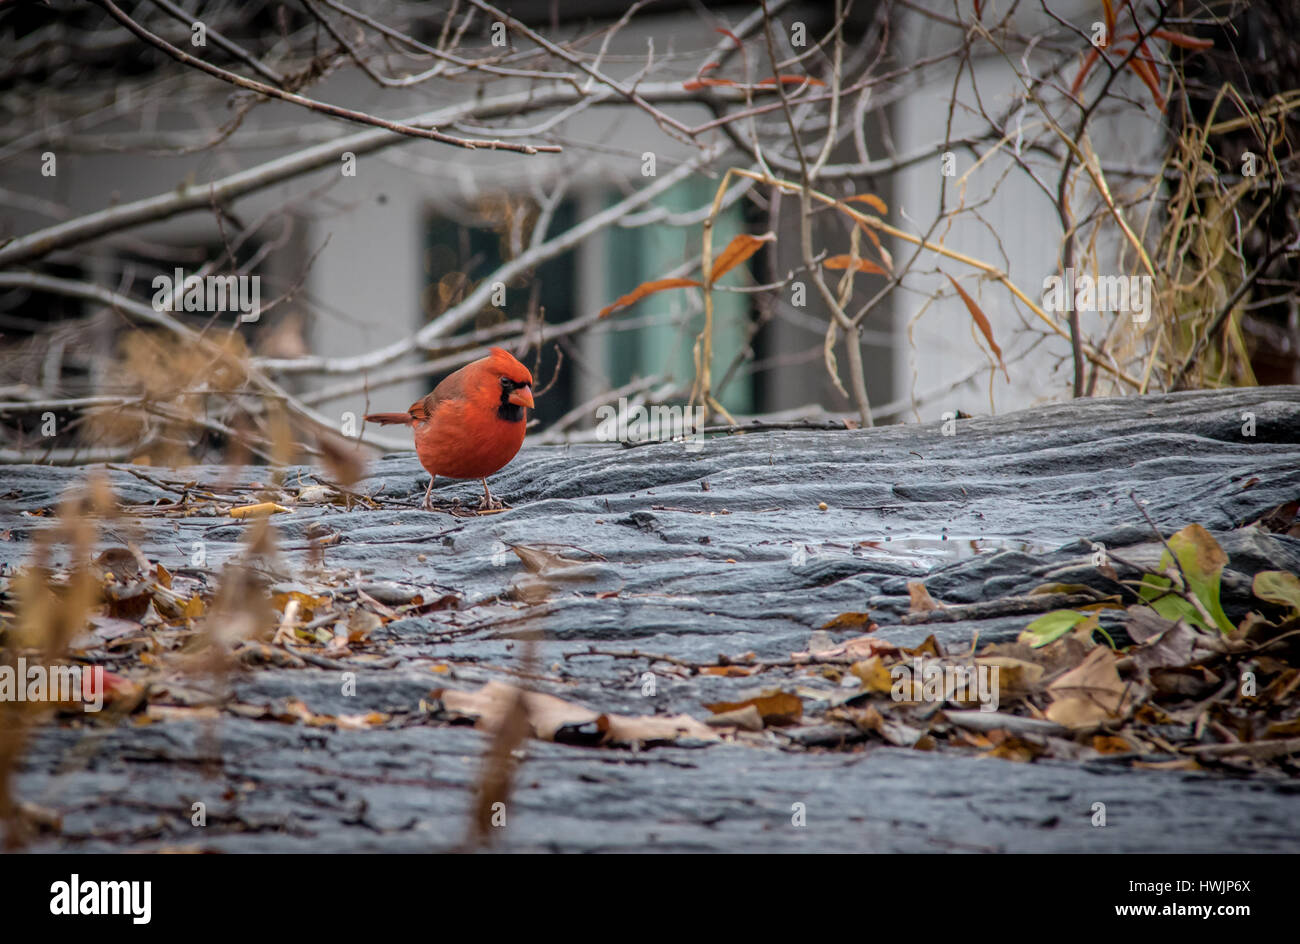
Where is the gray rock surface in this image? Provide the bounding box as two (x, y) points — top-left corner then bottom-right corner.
(5, 386), (1300, 852)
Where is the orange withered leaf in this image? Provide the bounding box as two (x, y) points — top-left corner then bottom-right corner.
(683, 77), (740, 91)
(846, 192), (889, 215)
(598, 278), (702, 318)
(1127, 50), (1166, 110)
(944, 272), (1009, 382)
(709, 232), (774, 282)
(1151, 29), (1213, 50)
(756, 74), (826, 88)
(823, 255), (887, 275)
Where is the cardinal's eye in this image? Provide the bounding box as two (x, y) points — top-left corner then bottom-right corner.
(500, 376), (511, 389)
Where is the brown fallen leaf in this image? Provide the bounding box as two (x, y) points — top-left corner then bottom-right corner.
(973, 656), (1044, 696)
(698, 665), (758, 677)
(1128, 616), (1204, 673)
(985, 732), (1046, 763)
(1092, 734), (1135, 754)
(102, 582), (152, 620)
(821, 612), (878, 632)
(828, 704), (925, 746)
(271, 591), (331, 620)
(511, 545), (577, 573)
(435, 680), (596, 740)
(335, 711), (391, 730)
(1149, 664), (1221, 698)
(1045, 647), (1135, 727)
(704, 704), (764, 730)
(432, 681), (718, 746)
(903, 634), (942, 658)
(1134, 757), (1202, 771)
(145, 704), (221, 723)
(597, 712), (719, 746)
(790, 633), (899, 663)
(907, 581), (942, 613)
(704, 689), (802, 725)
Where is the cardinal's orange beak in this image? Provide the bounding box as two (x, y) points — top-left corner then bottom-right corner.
(508, 384), (534, 409)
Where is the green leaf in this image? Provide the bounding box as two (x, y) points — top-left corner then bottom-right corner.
(1137, 524), (1234, 634)
(1253, 571), (1300, 616)
(1138, 574), (1208, 628)
(1020, 609), (1089, 648)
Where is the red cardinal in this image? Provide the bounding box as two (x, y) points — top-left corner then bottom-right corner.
(364, 347), (534, 510)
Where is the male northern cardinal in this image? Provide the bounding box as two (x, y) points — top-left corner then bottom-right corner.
(364, 347), (534, 510)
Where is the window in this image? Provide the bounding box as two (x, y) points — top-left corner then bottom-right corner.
(601, 178), (754, 416)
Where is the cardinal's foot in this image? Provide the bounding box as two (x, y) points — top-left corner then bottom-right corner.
(477, 494), (510, 512)
(475, 478), (510, 512)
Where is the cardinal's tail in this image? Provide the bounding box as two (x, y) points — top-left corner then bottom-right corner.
(363, 412), (413, 426)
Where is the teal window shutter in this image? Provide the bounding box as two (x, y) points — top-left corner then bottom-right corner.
(603, 178), (754, 416)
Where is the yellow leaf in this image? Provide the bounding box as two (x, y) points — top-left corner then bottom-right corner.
(230, 502), (291, 518)
(849, 656), (895, 694)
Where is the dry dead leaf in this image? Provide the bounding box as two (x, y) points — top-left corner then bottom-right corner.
(974, 656), (1044, 695)
(597, 713), (719, 746)
(820, 612), (878, 632)
(709, 232), (774, 282)
(698, 665), (758, 677)
(704, 704), (763, 730)
(335, 711), (390, 730)
(823, 255), (887, 275)
(790, 633), (898, 663)
(704, 689), (802, 725)
(943, 272), (1009, 381)
(599, 278), (702, 318)
(1092, 734), (1134, 754)
(846, 192), (889, 214)
(1045, 647), (1134, 727)
(904, 634), (943, 658)
(433, 681), (718, 746)
(985, 733), (1046, 762)
(436, 680), (596, 740)
(230, 502), (291, 518)
(907, 581), (942, 613)
(849, 656), (895, 694)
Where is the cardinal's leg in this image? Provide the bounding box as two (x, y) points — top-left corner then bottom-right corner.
(422, 476), (435, 511)
(478, 477), (507, 511)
